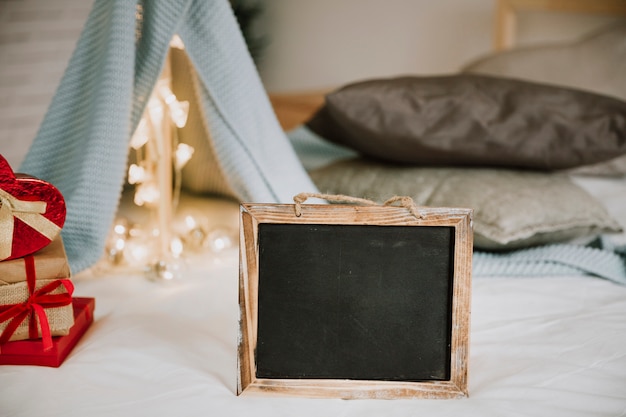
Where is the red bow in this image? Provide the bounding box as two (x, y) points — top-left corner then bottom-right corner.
(0, 255), (73, 351)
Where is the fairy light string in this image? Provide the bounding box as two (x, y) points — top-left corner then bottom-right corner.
(104, 37), (234, 280)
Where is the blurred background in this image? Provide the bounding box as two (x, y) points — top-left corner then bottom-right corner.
(255, 0), (621, 91)
(1, 0), (623, 168)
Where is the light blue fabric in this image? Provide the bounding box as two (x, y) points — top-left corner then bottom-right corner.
(21, 0), (317, 273)
(288, 126), (357, 171)
(473, 239), (626, 285)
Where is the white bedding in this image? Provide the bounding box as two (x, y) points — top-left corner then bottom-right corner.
(1, 179), (625, 417)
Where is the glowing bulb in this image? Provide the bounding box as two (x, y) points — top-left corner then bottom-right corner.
(105, 218), (131, 265)
(175, 143), (194, 169)
(113, 223), (127, 236)
(130, 119), (150, 149)
(162, 270), (175, 280)
(157, 85), (177, 105)
(206, 228), (235, 253)
(170, 237), (184, 258)
(124, 238), (154, 267)
(148, 97), (165, 125)
(114, 237), (125, 251)
(128, 164), (147, 184)
(128, 224), (143, 238)
(145, 259), (185, 282)
(170, 100), (189, 128)
(134, 183), (160, 206)
(184, 215), (197, 229)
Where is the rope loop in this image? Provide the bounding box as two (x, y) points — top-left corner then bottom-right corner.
(293, 192), (424, 219)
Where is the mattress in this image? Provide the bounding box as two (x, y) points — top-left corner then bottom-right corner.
(1, 177), (625, 417)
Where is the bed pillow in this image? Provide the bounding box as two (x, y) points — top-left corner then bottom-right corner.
(462, 23), (626, 102)
(305, 74), (626, 171)
(461, 23), (626, 177)
(309, 159), (623, 250)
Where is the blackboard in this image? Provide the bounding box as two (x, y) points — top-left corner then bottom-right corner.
(238, 200), (472, 399)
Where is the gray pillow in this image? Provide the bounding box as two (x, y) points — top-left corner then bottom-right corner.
(306, 74), (626, 171)
(462, 23), (626, 102)
(309, 159), (623, 250)
(462, 23), (626, 176)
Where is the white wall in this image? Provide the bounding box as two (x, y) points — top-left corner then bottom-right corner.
(0, 0), (95, 168)
(257, 0), (623, 92)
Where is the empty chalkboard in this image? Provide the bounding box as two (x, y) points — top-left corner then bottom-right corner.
(238, 198), (472, 399)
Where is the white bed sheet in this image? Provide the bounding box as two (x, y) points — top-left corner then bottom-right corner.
(1, 180), (625, 417)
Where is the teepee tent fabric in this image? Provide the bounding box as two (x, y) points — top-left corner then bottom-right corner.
(20, 0), (318, 273)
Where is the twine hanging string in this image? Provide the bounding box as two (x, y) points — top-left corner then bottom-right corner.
(293, 193), (425, 219)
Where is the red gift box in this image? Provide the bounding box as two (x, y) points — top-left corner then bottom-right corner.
(0, 297), (95, 367)
(0, 154), (67, 261)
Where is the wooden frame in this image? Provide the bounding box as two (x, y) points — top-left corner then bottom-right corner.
(238, 202), (473, 399)
(494, 0), (626, 50)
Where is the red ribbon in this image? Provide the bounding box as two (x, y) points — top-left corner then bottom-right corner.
(0, 255), (73, 351)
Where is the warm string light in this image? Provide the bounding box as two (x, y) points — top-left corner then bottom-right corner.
(128, 79), (192, 210)
(175, 143), (194, 169)
(103, 38), (241, 281)
(105, 213), (236, 270)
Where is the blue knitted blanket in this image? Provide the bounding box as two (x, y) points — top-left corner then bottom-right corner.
(20, 0), (626, 285)
(20, 0), (317, 273)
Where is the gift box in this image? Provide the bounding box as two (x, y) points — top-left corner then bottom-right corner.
(0, 154), (66, 261)
(0, 297), (95, 367)
(0, 236), (74, 349)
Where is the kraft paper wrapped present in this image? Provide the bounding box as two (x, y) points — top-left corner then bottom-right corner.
(0, 297), (94, 367)
(0, 236), (74, 351)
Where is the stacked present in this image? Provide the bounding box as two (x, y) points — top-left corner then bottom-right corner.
(0, 154), (94, 367)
